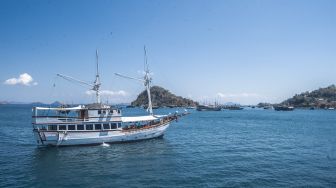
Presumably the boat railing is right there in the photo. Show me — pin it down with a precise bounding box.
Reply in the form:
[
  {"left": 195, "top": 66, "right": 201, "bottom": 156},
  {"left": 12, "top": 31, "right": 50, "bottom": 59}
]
[
  {"left": 122, "top": 115, "right": 177, "bottom": 132},
  {"left": 32, "top": 116, "right": 91, "bottom": 124}
]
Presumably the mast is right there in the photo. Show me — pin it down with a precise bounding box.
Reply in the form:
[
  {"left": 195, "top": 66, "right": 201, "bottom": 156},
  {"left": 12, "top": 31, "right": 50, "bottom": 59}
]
[
  {"left": 144, "top": 46, "right": 153, "bottom": 115},
  {"left": 114, "top": 46, "right": 154, "bottom": 115},
  {"left": 94, "top": 49, "right": 101, "bottom": 104},
  {"left": 57, "top": 50, "right": 102, "bottom": 104}
]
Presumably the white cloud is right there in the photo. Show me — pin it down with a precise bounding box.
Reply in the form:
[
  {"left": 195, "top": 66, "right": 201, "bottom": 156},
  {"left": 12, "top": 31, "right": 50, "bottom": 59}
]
[
  {"left": 85, "top": 90, "right": 128, "bottom": 97},
  {"left": 4, "top": 73, "right": 37, "bottom": 86}
]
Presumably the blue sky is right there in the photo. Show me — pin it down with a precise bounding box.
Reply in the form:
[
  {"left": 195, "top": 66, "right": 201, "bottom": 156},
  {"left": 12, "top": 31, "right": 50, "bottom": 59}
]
[{"left": 0, "top": 0, "right": 335, "bottom": 104}]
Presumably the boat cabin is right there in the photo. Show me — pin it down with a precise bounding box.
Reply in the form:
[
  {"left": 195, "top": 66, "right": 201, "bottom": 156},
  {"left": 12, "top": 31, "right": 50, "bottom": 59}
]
[
  {"left": 32, "top": 103, "right": 175, "bottom": 133},
  {"left": 32, "top": 103, "right": 122, "bottom": 125},
  {"left": 35, "top": 122, "right": 123, "bottom": 132}
]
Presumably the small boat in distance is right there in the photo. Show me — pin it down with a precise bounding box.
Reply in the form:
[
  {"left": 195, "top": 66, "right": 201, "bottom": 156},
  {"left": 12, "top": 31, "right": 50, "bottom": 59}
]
[
  {"left": 32, "top": 48, "right": 182, "bottom": 146},
  {"left": 196, "top": 104, "right": 221, "bottom": 111},
  {"left": 223, "top": 105, "right": 243, "bottom": 110},
  {"left": 186, "top": 106, "right": 196, "bottom": 109},
  {"left": 273, "top": 105, "right": 294, "bottom": 111}
]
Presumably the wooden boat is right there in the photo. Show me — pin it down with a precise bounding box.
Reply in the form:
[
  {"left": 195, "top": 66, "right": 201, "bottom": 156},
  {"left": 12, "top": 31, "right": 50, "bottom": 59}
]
[{"left": 33, "top": 47, "right": 185, "bottom": 146}]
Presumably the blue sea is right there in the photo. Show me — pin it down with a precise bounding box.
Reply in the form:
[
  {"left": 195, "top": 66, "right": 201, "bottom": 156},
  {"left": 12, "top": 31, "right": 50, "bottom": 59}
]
[{"left": 0, "top": 104, "right": 335, "bottom": 187}]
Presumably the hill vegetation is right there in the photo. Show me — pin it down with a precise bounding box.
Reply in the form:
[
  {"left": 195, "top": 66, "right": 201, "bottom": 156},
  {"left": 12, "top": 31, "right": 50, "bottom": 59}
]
[
  {"left": 131, "top": 86, "right": 198, "bottom": 107},
  {"left": 281, "top": 85, "right": 336, "bottom": 108}
]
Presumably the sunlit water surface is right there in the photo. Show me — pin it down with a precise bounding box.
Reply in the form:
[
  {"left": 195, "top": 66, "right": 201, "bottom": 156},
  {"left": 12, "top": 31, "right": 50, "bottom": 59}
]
[{"left": 0, "top": 104, "right": 335, "bottom": 187}]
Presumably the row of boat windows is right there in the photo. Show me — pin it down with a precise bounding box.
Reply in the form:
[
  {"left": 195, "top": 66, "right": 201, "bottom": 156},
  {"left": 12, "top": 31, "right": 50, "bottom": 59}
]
[
  {"left": 97, "top": 109, "right": 121, "bottom": 115},
  {"left": 42, "top": 123, "right": 122, "bottom": 131}
]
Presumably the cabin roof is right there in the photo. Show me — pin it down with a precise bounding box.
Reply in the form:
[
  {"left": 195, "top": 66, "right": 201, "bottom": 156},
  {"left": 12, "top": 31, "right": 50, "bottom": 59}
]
[
  {"left": 35, "top": 105, "right": 84, "bottom": 111},
  {"left": 34, "top": 103, "right": 114, "bottom": 111},
  {"left": 85, "top": 103, "right": 110, "bottom": 109}
]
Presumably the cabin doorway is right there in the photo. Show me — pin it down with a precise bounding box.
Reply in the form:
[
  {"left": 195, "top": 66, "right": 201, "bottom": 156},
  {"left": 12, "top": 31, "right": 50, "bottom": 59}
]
[{"left": 79, "top": 110, "right": 88, "bottom": 119}]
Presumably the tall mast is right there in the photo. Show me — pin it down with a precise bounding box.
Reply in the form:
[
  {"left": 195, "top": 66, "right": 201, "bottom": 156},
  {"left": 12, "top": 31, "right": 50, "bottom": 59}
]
[
  {"left": 94, "top": 49, "right": 101, "bottom": 104},
  {"left": 144, "top": 46, "right": 153, "bottom": 115},
  {"left": 114, "top": 46, "right": 154, "bottom": 115}
]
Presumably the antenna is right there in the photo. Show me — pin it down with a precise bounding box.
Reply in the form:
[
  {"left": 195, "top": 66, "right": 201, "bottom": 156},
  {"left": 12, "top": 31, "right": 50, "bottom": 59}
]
[
  {"left": 144, "top": 46, "right": 148, "bottom": 72},
  {"left": 144, "top": 46, "right": 146, "bottom": 71},
  {"left": 96, "top": 49, "right": 100, "bottom": 79}
]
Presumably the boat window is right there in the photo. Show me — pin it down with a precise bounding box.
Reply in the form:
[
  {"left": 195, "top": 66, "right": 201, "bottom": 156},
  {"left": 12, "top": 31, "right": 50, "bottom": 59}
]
[
  {"left": 68, "top": 125, "right": 76, "bottom": 130},
  {"left": 111, "top": 123, "right": 117, "bottom": 129},
  {"left": 77, "top": 124, "right": 84, "bottom": 130},
  {"left": 86, "top": 124, "right": 93, "bottom": 130},
  {"left": 95, "top": 124, "right": 102, "bottom": 130},
  {"left": 103, "top": 123, "right": 110, "bottom": 130},
  {"left": 98, "top": 110, "right": 101, "bottom": 114},
  {"left": 48, "top": 125, "right": 57, "bottom": 131},
  {"left": 117, "top": 123, "right": 121, "bottom": 128},
  {"left": 59, "top": 125, "right": 67, "bottom": 130}
]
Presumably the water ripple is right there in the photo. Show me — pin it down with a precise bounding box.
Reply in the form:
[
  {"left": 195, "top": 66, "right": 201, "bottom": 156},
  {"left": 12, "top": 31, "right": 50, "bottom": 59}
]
[{"left": 0, "top": 105, "right": 336, "bottom": 187}]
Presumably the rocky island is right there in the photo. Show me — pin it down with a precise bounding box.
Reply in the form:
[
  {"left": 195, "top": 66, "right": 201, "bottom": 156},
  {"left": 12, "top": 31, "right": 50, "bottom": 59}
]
[
  {"left": 131, "top": 86, "right": 198, "bottom": 108},
  {"left": 280, "top": 85, "right": 336, "bottom": 108}
]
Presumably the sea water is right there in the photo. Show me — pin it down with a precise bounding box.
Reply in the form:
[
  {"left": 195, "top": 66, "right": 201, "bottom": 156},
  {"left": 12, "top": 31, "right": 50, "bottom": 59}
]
[{"left": 0, "top": 104, "right": 335, "bottom": 187}]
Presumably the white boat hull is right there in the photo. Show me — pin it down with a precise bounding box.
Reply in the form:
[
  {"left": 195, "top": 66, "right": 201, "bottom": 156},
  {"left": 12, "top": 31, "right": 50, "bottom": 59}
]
[{"left": 34, "top": 123, "right": 170, "bottom": 146}]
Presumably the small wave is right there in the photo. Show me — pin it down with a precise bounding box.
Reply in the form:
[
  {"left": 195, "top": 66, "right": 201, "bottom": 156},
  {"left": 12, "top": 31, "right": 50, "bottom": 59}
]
[{"left": 101, "top": 142, "right": 110, "bottom": 147}]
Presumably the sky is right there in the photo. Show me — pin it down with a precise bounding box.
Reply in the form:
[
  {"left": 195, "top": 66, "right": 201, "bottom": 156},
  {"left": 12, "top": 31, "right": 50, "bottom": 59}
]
[{"left": 0, "top": 0, "right": 335, "bottom": 105}]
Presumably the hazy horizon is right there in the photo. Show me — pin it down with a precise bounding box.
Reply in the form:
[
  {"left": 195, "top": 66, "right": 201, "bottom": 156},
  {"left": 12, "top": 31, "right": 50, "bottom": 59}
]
[{"left": 1, "top": 0, "right": 335, "bottom": 105}]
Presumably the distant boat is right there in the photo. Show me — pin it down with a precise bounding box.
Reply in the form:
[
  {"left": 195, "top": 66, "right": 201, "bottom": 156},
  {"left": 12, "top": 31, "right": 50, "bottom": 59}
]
[
  {"left": 142, "top": 105, "right": 160, "bottom": 109},
  {"left": 263, "top": 106, "right": 272, "bottom": 110},
  {"left": 186, "top": 106, "right": 196, "bottom": 109},
  {"left": 223, "top": 106, "right": 243, "bottom": 110},
  {"left": 328, "top": 107, "right": 335, "bottom": 110},
  {"left": 273, "top": 105, "right": 294, "bottom": 111},
  {"left": 196, "top": 105, "right": 221, "bottom": 111}
]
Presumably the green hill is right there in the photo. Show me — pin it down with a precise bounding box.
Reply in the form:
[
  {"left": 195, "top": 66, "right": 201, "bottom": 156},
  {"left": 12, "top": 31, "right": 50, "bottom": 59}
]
[
  {"left": 131, "top": 86, "right": 198, "bottom": 107},
  {"left": 281, "top": 85, "right": 336, "bottom": 108}
]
